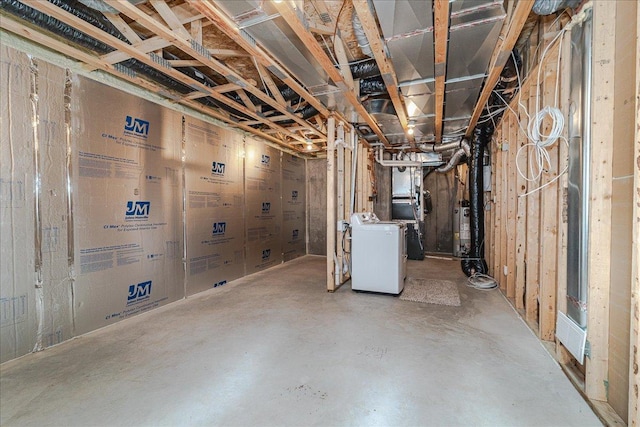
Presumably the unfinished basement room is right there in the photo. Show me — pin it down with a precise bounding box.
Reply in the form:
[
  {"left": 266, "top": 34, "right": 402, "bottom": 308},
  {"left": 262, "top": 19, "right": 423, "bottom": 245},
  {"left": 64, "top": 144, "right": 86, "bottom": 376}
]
[{"left": 0, "top": 0, "right": 638, "bottom": 425}]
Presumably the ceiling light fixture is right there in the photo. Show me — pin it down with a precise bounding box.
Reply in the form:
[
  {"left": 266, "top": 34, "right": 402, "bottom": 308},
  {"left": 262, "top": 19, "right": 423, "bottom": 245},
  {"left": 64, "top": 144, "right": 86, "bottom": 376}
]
[{"left": 407, "top": 119, "right": 416, "bottom": 135}]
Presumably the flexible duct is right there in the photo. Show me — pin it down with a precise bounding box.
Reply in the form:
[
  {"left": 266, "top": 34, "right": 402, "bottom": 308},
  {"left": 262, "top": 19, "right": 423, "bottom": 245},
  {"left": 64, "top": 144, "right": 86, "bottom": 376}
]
[
  {"left": 418, "top": 139, "right": 470, "bottom": 155},
  {"left": 532, "top": 0, "right": 581, "bottom": 15},
  {"left": 352, "top": 10, "right": 373, "bottom": 57},
  {"left": 436, "top": 148, "right": 465, "bottom": 173},
  {"left": 461, "top": 124, "right": 492, "bottom": 276}
]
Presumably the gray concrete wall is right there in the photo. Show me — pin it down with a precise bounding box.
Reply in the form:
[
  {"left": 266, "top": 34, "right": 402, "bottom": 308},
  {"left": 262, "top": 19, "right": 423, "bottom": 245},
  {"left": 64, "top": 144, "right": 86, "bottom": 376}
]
[
  {"left": 306, "top": 158, "right": 327, "bottom": 255},
  {"left": 374, "top": 162, "right": 391, "bottom": 220},
  {"left": 424, "top": 169, "right": 456, "bottom": 253}
]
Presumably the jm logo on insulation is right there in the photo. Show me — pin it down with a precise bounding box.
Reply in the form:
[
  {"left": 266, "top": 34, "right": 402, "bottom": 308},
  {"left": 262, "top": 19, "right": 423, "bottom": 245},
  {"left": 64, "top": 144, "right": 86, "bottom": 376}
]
[
  {"left": 213, "top": 280, "right": 227, "bottom": 288},
  {"left": 262, "top": 249, "right": 271, "bottom": 260},
  {"left": 126, "top": 201, "right": 150, "bottom": 219},
  {"left": 291, "top": 190, "right": 298, "bottom": 201},
  {"left": 127, "top": 280, "right": 152, "bottom": 303},
  {"left": 211, "top": 161, "right": 226, "bottom": 176},
  {"left": 212, "top": 222, "right": 227, "bottom": 235},
  {"left": 261, "top": 154, "right": 270, "bottom": 165},
  {"left": 124, "top": 116, "right": 150, "bottom": 138},
  {"left": 261, "top": 202, "right": 271, "bottom": 213},
  {"left": 292, "top": 229, "right": 299, "bottom": 240}
]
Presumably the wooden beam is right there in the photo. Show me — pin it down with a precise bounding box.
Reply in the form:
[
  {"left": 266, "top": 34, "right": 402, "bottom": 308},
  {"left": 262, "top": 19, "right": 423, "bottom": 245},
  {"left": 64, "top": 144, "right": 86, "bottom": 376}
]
[
  {"left": 209, "top": 49, "right": 251, "bottom": 58},
  {"left": 586, "top": 0, "right": 616, "bottom": 401},
  {"left": 327, "top": 116, "right": 337, "bottom": 291},
  {"left": 525, "top": 81, "right": 540, "bottom": 330},
  {"left": 515, "top": 85, "right": 530, "bottom": 309},
  {"left": 351, "top": 0, "right": 412, "bottom": 146},
  {"left": 185, "top": 0, "right": 330, "bottom": 123},
  {"left": 333, "top": 34, "right": 355, "bottom": 93},
  {"left": 169, "top": 60, "right": 203, "bottom": 67},
  {"left": 506, "top": 111, "right": 517, "bottom": 300},
  {"left": 103, "top": 12, "right": 142, "bottom": 44},
  {"left": 466, "top": 0, "right": 534, "bottom": 137},
  {"left": 433, "top": 0, "right": 450, "bottom": 143},
  {"left": 149, "top": 0, "right": 191, "bottom": 39},
  {"left": 99, "top": 36, "right": 170, "bottom": 65},
  {"left": 272, "top": 1, "right": 390, "bottom": 147},
  {"left": 236, "top": 89, "right": 258, "bottom": 112},
  {"left": 190, "top": 19, "right": 202, "bottom": 44},
  {"left": 255, "top": 62, "right": 287, "bottom": 107},
  {"left": 630, "top": 2, "right": 640, "bottom": 423},
  {"left": 104, "top": 0, "right": 322, "bottom": 143},
  {"left": 538, "top": 47, "right": 560, "bottom": 342}
]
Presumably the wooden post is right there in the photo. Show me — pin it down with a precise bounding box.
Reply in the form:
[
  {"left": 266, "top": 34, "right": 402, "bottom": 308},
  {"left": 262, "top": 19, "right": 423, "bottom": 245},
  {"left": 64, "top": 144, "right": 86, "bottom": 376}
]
[
  {"left": 586, "top": 1, "right": 616, "bottom": 401},
  {"left": 630, "top": 2, "right": 640, "bottom": 423},
  {"left": 525, "top": 79, "right": 541, "bottom": 329},
  {"left": 515, "top": 85, "right": 530, "bottom": 310},
  {"left": 493, "top": 130, "right": 503, "bottom": 283},
  {"left": 326, "top": 116, "right": 336, "bottom": 292},
  {"left": 506, "top": 112, "right": 517, "bottom": 300},
  {"left": 539, "top": 47, "right": 560, "bottom": 342},
  {"left": 336, "top": 122, "right": 345, "bottom": 284},
  {"left": 556, "top": 29, "right": 572, "bottom": 363}
]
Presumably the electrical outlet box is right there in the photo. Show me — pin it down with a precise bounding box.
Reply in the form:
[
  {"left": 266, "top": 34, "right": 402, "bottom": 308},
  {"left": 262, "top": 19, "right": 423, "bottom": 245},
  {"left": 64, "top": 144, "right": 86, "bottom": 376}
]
[
  {"left": 337, "top": 220, "right": 349, "bottom": 232},
  {"left": 503, "top": 265, "right": 508, "bottom": 276}
]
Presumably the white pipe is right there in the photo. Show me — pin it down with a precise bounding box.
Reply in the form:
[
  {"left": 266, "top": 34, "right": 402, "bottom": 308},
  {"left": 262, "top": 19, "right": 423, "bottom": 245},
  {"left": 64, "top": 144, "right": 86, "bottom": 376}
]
[{"left": 375, "top": 148, "right": 422, "bottom": 167}]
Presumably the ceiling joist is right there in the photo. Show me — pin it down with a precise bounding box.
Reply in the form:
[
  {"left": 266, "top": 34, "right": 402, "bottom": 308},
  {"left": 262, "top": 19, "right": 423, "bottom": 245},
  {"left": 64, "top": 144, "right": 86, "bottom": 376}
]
[{"left": 433, "top": 0, "right": 450, "bottom": 143}]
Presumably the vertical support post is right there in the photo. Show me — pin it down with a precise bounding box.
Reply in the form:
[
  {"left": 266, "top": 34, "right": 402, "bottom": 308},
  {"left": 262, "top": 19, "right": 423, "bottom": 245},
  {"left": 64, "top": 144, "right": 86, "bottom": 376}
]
[
  {"left": 539, "top": 47, "right": 560, "bottom": 341},
  {"left": 506, "top": 112, "right": 517, "bottom": 299},
  {"left": 336, "top": 122, "right": 345, "bottom": 284},
  {"left": 326, "top": 116, "right": 336, "bottom": 292},
  {"left": 515, "top": 86, "right": 530, "bottom": 310},
  {"left": 586, "top": 0, "right": 615, "bottom": 401},
  {"left": 556, "top": 28, "right": 572, "bottom": 363},
  {"left": 525, "top": 78, "right": 541, "bottom": 329},
  {"left": 630, "top": 2, "right": 640, "bottom": 420}
]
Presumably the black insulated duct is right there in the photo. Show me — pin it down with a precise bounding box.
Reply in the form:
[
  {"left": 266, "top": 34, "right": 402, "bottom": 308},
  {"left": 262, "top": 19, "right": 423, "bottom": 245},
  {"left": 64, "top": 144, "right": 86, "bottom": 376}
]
[{"left": 461, "top": 124, "right": 492, "bottom": 277}]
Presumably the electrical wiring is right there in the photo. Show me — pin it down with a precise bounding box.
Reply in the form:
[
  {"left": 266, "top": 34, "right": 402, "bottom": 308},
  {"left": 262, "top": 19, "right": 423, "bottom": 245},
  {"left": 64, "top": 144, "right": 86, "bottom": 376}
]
[
  {"left": 467, "top": 272, "right": 498, "bottom": 290},
  {"left": 494, "top": 21, "right": 570, "bottom": 198}
]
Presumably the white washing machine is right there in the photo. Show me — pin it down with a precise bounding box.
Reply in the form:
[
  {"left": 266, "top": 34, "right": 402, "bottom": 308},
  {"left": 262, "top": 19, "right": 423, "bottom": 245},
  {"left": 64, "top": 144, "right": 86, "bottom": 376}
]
[{"left": 350, "top": 212, "right": 407, "bottom": 294}]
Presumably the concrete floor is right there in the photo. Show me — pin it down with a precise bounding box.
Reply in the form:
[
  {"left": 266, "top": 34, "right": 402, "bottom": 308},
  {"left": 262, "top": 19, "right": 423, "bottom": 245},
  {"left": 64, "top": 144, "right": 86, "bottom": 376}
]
[{"left": 1, "top": 256, "right": 600, "bottom": 426}]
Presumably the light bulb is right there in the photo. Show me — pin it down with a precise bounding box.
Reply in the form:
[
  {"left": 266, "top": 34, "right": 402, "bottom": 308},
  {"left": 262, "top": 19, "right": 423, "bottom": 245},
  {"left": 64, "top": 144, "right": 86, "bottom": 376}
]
[{"left": 407, "top": 127, "right": 414, "bottom": 135}]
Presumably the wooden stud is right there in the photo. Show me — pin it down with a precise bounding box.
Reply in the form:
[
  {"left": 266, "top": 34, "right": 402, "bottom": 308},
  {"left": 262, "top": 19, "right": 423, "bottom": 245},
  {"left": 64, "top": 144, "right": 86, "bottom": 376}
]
[
  {"left": 499, "top": 123, "right": 508, "bottom": 293},
  {"left": 493, "top": 131, "right": 503, "bottom": 281},
  {"left": 327, "top": 116, "right": 336, "bottom": 292},
  {"left": 515, "top": 85, "right": 530, "bottom": 309},
  {"left": 466, "top": 0, "right": 534, "bottom": 137},
  {"left": 525, "top": 79, "right": 540, "bottom": 329},
  {"left": 506, "top": 111, "right": 517, "bottom": 300},
  {"left": 586, "top": 1, "right": 616, "bottom": 402},
  {"left": 538, "top": 47, "right": 560, "bottom": 342},
  {"left": 555, "top": 26, "right": 572, "bottom": 364},
  {"left": 630, "top": 2, "right": 640, "bottom": 422}
]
